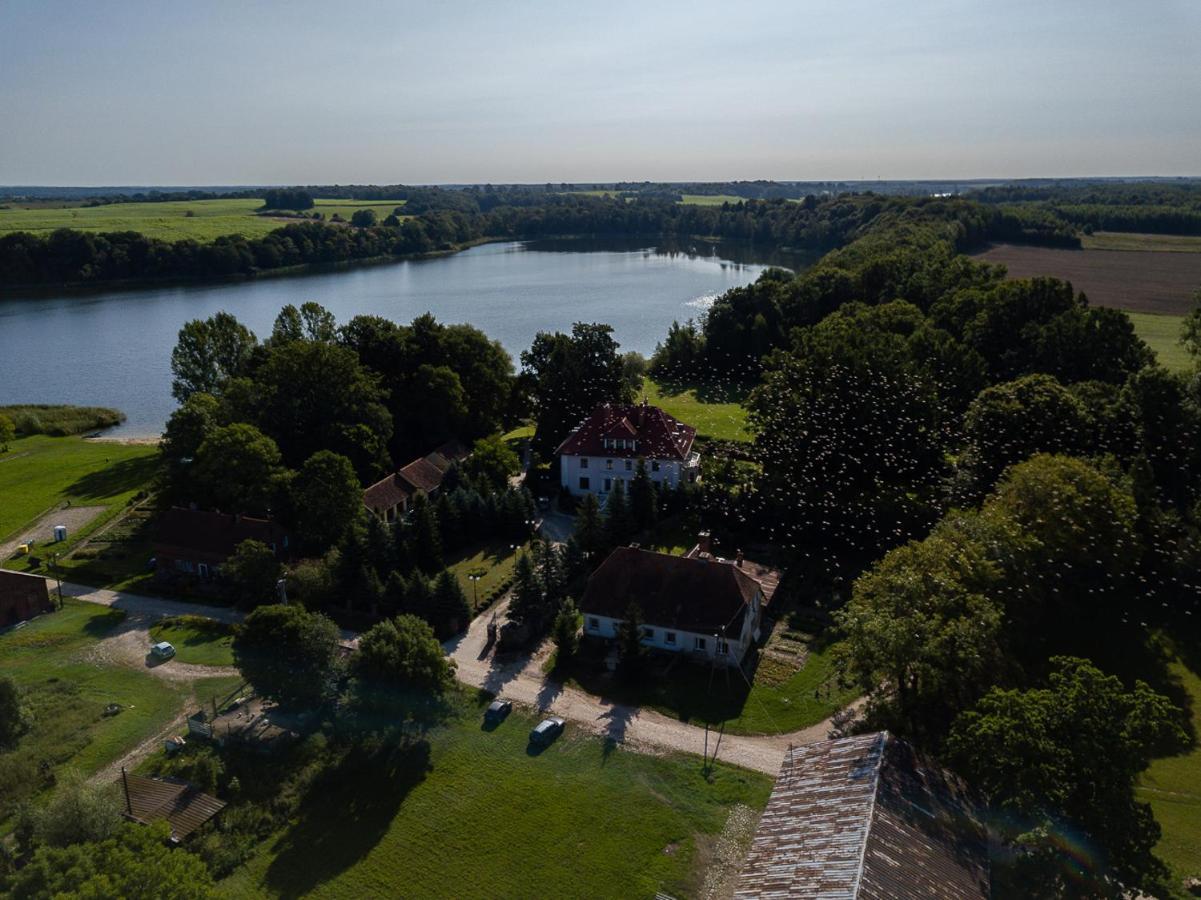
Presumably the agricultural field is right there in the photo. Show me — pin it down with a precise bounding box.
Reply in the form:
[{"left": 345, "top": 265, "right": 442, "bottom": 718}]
[
  {"left": 643, "top": 377, "right": 751, "bottom": 442},
  {"left": 975, "top": 242, "right": 1201, "bottom": 316},
  {"left": 0, "top": 197, "right": 407, "bottom": 242},
  {"left": 680, "top": 194, "right": 745, "bottom": 206},
  {"left": 1082, "top": 232, "right": 1201, "bottom": 253},
  {"left": 0, "top": 198, "right": 284, "bottom": 241},
  {"left": 218, "top": 699, "right": 771, "bottom": 899},
  {"left": 0, "top": 435, "right": 158, "bottom": 547},
  {"left": 310, "top": 198, "right": 406, "bottom": 220}
]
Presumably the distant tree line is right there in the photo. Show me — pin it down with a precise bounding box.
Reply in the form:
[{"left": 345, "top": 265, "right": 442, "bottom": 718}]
[
  {"left": 974, "top": 180, "right": 1201, "bottom": 235},
  {"left": 260, "top": 188, "right": 314, "bottom": 211}
]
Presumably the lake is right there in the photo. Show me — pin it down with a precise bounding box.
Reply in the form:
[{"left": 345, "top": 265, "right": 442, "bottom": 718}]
[{"left": 0, "top": 239, "right": 797, "bottom": 437}]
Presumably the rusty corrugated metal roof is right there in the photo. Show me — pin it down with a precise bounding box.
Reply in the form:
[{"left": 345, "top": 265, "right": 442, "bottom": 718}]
[
  {"left": 123, "top": 774, "right": 226, "bottom": 841},
  {"left": 735, "top": 732, "right": 988, "bottom": 899}
]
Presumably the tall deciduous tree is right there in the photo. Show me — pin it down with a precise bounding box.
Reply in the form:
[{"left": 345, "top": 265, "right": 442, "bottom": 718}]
[
  {"left": 948, "top": 657, "right": 1186, "bottom": 897},
  {"left": 232, "top": 604, "right": 340, "bottom": 708},
  {"left": 170, "top": 311, "right": 257, "bottom": 402},
  {"left": 223, "top": 539, "right": 281, "bottom": 609},
  {"left": 193, "top": 423, "right": 284, "bottom": 515},
  {"left": 351, "top": 614, "right": 454, "bottom": 717},
  {"left": 290, "top": 450, "right": 362, "bottom": 552},
  {"left": 464, "top": 434, "right": 521, "bottom": 492},
  {"left": 521, "top": 322, "right": 632, "bottom": 453}
]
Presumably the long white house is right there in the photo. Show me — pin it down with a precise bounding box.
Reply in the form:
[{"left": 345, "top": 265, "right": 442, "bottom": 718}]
[
  {"left": 556, "top": 401, "right": 700, "bottom": 498},
  {"left": 579, "top": 542, "right": 768, "bottom": 668}
]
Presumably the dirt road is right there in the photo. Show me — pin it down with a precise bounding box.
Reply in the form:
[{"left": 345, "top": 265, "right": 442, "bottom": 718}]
[{"left": 446, "top": 598, "right": 852, "bottom": 776}]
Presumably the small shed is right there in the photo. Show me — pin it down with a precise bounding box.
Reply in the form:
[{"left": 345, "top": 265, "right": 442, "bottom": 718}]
[{"left": 120, "top": 771, "right": 226, "bottom": 842}]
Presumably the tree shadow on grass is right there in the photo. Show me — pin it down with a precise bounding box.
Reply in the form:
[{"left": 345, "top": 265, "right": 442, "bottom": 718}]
[
  {"left": 81, "top": 608, "right": 129, "bottom": 638},
  {"left": 62, "top": 454, "right": 159, "bottom": 502},
  {"left": 264, "top": 739, "right": 433, "bottom": 898}
]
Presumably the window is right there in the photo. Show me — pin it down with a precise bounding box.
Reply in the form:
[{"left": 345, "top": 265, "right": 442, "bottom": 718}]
[
  {"left": 665, "top": 631, "right": 676, "bottom": 645},
  {"left": 603, "top": 477, "right": 612, "bottom": 491},
  {"left": 718, "top": 640, "right": 731, "bottom": 655},
  {"left": 198, "top": 563, "right": 210, "bottom": 580},
  {"left": 624, "top": 459, "right": 632, "bottom": 471},
  {"left": 579, "top": 476, "right": 590, "bottom": 490},
  {"left": 580, "top": 457, "right": 589, "bottom": 469},
  {"left": 606, "top": 459, "right": 613, "bottom": 470},
  {"left": 588, "top": 617, "right": 600, "bottom": 630},
  {"left": 641, "top": 626, "right": 654, "bottom": 640},
  {"left": 651, "top": 460, "right": 660, "bottom": 472},
  {"left": 694, "top": 636, "right": 707, "bottom": 651}
]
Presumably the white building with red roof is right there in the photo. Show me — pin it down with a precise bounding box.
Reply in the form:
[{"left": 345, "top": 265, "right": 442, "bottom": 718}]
[{"left": 555, "top": 401, "right": 700, "bottom": 498}]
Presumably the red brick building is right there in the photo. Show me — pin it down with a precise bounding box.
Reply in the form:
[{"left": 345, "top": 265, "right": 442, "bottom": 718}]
[
  {"left": 0, "top": 570, "right": 53, "bottom": 627},
  {"left": 153, "top": 508, "right": 290, "bottom": 583}
]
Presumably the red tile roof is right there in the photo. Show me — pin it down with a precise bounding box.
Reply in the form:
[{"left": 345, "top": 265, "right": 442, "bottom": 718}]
[
  {"left": 579, "top": 546, "right": 763, "bottom": 636},
  {"left": 153, "top": 508, "right": 289, "bottom": 562},
  {"left": 363, "top": 472, "right": 414, "bottom": 513},
  {"left": 398, "top": 457, "right": 446, "bottom": 494},
  {"left": 737, "top": 732, "right": 989, "bottom": 899},
  {"left": 556, "top": 402, "right": 696, "bottom": 462}
]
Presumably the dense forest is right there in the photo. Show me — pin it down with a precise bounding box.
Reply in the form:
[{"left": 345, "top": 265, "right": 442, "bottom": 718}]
[
  {"left": 0, "top": 190, "right": 1080, "bottom": 288},
  {"left": 973, "top": 180, "right": 1201, "bottom": 235}
]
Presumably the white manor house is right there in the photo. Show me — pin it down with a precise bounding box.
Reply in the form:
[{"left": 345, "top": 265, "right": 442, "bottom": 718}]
[{"left": 556, "top": 401, "right": 701, "bottom": 498}]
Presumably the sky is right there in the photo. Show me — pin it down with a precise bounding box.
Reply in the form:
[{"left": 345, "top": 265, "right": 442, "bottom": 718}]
[{"left": 1, "top": 0, "right": 1199, "bottom": 185}]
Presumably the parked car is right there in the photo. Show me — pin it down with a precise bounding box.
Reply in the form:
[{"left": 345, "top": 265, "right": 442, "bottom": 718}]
[
  {"left": 150, "top": 641, "right": 176, "bottom": 660},
  {"left": 485, "top": 699, "right": 513, "bottom": 724},
  {"left": 529, "top": 716, "right": 565, "bottom": 746}
]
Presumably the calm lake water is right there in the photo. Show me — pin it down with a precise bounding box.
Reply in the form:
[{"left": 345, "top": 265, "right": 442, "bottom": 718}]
[{"left": 0, "top": 239, "right": 799, "bottom": 437}]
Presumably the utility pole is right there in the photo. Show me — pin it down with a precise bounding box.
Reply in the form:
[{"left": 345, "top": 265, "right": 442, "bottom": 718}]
[{"left": 51, "top": 553, "right": 63, "bottom": 609}]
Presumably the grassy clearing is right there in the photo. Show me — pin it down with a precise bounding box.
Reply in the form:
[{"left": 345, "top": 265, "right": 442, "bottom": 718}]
[
  {"left": 45, "top": 504, "right": 158, "bottom": 591},
  {"left": 0, "top": 404, "right": 124, "bottom": 436},
  {"left": 0, "top": 600, "right": 187, "bottom": 826},
  {"left": 1138, "top": 656, "right": 1201, "bottom": 887},
  {"left": 0, "top": 435, "right": 159, "bottom": 544},
  {"left": 1082, "top": 232, "right": 1201, "bottom": 253},
  {"left": 445, "top": 539, "right": 526, "bottom": 611},
  {"left": 218, "top": 698, "right": 771, "bottom": 899},
  {"left": 643, "top": 377, "right": 751, "bottom": 442},
  {"left": 679, "top": 194, "right": 745, "bottom": 206},
  {"left": 150, "top": 615, "right": 235, "bottom": 667},
  {"left": 310, "top": 199, "right": 407, "bottom": 220},
  {"left": 1129, "top": 312, "right": 1192, "bottom": 373},
  {"left": 500, "top": 423, "right": 534, "bottom": 443}
]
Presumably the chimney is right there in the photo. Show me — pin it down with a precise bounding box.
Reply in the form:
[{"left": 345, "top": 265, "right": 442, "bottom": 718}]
[
  {"left": 696, "top": 531, "right": 712, "bottom": 556},
  {"left": 735, "top": 549, "right": 744, "bottom": 568}
]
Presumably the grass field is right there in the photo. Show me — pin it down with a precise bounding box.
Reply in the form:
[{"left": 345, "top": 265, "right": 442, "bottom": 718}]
[
  {"left": 976, "top": 242, "right": 1201, "bottom": 316},
  {"left": 0, "top": 435, "right": 159, "bottom": 544},
  {"left": 218, "top": 699, "right": 771, "bottom": 899},
  {"left": 643, "top": 377, "right": 752, "bottom": 442},
  {"left": 1082, "top": 232, "right": 1201, "bottom": 253},
  {"left": 1129, "top": 312, "right": 1192, "bottom": 373},
  {"left": 680, "top": 194, "right": 745, "bottom": 206},
  {"left": 0, "top": 198, "right": 285, "bottom": 241},
  {"left": 310, "top": 199, "right": 406, "bottom": 220},
  {"left": 0, "top": 600, "right": 188, "bottom": 826},
  {"left": 149, "top": 615, "right": 235, "bottom": 667},
  {"left": 1138, "top": 654, "right": 1201, "bottom": 887}
]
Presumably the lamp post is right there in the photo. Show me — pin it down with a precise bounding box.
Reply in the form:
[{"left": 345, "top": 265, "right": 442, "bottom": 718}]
[
  {"left": 469, "top": 573, "right": 481, "bottom": 610},
  {"left": 51, "top": 553, "right": 64, "bottom": 609}
]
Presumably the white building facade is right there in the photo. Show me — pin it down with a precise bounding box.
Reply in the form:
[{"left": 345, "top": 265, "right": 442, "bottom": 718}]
[{"left": 556, "top": 402, "right": 701, "bottom": 499}]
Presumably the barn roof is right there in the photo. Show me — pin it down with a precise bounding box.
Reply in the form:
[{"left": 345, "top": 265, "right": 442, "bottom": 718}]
[
  {"left": 736, "top": 732, "right": 989, "bottom": 899},
  {"left": 122, "top": 773, "right": 226, "bottom": 841}
]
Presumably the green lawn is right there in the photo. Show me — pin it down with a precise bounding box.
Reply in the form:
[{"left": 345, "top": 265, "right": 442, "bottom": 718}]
[
  {"left": 1129, "top": 312, "right": 1192, "bottom": 373},
  {"left": 0, "top": 600, "right": 188, "bottom": 827},
  {"left": 445, "top": 539, "right": 527, "bottom": 611},
  {"left": 0, "top": 435, "right": 159, "bottom": 544},
  {"left": 150, "top": 615, "right": 235, "bottom": 667},
  {"left": 1138, "top": 659, "right": 1201, "bottom": 887},
  {"left": 1082, "top": 232, "right": 1201, "bottom": 253},
  {"left": 643, "top": 377, "right": 752, "bottom": 443},
  {"left": 0, "top": 198, "right": 290, "bottom": 242},
  {"left": 218, "top": 700, "right": 771, "bottom": 899}
]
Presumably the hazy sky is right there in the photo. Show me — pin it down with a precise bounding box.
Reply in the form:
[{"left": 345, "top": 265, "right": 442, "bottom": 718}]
[{"left": 2, "top": 0, "right": 1199, "bottom": 185}]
